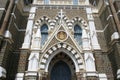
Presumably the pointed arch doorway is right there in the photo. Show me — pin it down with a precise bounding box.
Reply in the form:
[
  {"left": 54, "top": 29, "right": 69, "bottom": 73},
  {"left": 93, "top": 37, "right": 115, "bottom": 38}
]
[
  {"left": 51, "top": 61, "right": 71, "bottom": 80},
  {"left": 48, "top": 52, "right": 77, "bottom": 80}
]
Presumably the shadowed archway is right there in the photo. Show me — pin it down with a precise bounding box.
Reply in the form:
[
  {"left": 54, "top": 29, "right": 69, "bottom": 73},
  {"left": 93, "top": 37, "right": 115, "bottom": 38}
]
[
  {"left": 48, "top": 52, "right": 77, "bottom": 80},
  {"left": 50, "top": 61, "right": 71, "bottom": 80}
]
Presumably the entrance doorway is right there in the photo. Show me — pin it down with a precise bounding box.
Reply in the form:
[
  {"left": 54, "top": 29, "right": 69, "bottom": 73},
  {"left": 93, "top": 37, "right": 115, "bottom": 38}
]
[
  {"left": 50, "top": 61, "right": 71, "bottom": 80},
  {"left": 49, "top": 52, "right": 76, "bottom": 80}
]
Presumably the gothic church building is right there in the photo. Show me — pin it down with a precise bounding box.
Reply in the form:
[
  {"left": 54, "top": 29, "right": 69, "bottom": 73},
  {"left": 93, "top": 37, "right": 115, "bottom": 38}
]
[{"left": 0, "top": 0, "right": 120, "bottom": 80}]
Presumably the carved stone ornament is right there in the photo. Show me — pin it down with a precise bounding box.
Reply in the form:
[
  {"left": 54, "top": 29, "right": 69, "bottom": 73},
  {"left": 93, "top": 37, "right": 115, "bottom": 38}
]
[{"left": 57, "top": 31, "right": 67, "bottom": 41}]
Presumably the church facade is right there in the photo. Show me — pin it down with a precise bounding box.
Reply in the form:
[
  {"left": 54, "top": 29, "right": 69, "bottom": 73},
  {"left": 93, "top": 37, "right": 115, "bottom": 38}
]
[{"left": 0, "top": 0, "right": 120, "bottom": 80}]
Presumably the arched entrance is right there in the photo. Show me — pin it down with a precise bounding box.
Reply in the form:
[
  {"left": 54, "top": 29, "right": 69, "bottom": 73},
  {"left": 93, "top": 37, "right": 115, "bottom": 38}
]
[
  {"left": 51, "top": 61, "right": 71, "bottom": 80},
  {"left": 48, "top": 52, "right": 77, "bottom": 80},
  {"left": 40, "top": 43, "right": 85, "bottom": 80}
]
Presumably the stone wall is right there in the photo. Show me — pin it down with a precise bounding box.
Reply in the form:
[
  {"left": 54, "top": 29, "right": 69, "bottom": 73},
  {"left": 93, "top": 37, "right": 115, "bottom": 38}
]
[
  {"left": 0, "top": 1, "right": 28, "bottom": 79},
  {"left": 99, "top": 6, "right": 117, "bottom": 49},
  {"left": 98, "top": 1, "right": 120, "bottom": 79},
  {"left": 35, "top": 6, "right": 87, "bottom": 20},
  {"left": 93, "top": 15, "right": 108, "bottom": 52},
  {"left": 94, "top": 51, "right": 114, "bottom": 80}
]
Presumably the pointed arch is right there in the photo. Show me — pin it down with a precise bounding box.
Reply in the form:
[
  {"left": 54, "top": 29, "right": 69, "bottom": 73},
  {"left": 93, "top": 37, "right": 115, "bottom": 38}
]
[
  {"left": 74, "top": 24, "right": 82, "bottom": 45},
  {"left": 41, "top": 24, "right": 48, "bottom": 45},
  {"left": 50, "top": 60, "right": 71, "bottom": 80},
  {"left": 40, "top": 43, "right": 85, "bottom": 72}
]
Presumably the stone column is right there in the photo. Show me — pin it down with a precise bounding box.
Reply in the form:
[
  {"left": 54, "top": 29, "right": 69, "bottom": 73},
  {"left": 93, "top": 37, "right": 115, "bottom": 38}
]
[
  {"left": 76, "top": 72, "right": 85, "bottom": 80},
  {"left": 84, "top": 50, "right": 98, "bottom": 80},
  {"left": 22, "top": 7, "right": 36, "bottom": 49},
  {"left": 117, "top": 69, "right": 120, "bottom": 79},
  {"left": 31, "top": 28, "right": 41, "bottom": 49},
  {"left": 0, "top": 0, "right": 14, "bottom": 45},
  {"left": 108, "top": 0, "right": 120, "bottom": 34},
  {"left": 86, "top": 7, "right": 101, "bottom": 50},
  {"left": 82, "top": 24, "right": 98, "bottom": 79},
  {"left": 82, "top": 29, "right": 91, "bottom": 50},
  {"left": 41, "top": 72, "right": 48, "bottom": 80},
  {"left": 0, "top": 0, "right": 14, "bottom": 35},
  {"left": 114, "top": 42, "right": 120, "bottom": 79},
  {"left": 24, "top": 27, "right": 41, "bottom": 79},
  {"left": 84, "top": 52, "right": 98, "bottom": 79},
  {"left": 84, "top": 51, "right": 98, "bottom": 79},
  {"left": 0, "top": 30, "right": 12, "bottom": 79}
]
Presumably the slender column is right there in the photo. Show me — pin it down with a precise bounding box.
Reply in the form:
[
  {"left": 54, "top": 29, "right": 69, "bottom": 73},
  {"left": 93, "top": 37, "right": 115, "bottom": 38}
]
[
  {"left": 31, "top": 28, "right": 41, "bottom": 49},
  {"left": 0, "top": 0, "right": 14, "bottom": 35},
  {"left": 86, "top": 8, "right": 101, "bottom": 50},
  {"left": 22, "top": 7, "right": 36, "bottom": 49},
  {"left": 0, "top": 66, "right": 6, "bottom": 78},
  {"left": 0, "top": 0, "right": 14, "bottom": 45},
  {"left": 108, "top": 0, "right": 120, "bottom": 34},
  {"left": 41, "top": 72, "right": 48, "bottom": 80},
  {"left": 117, "top": 69, "right": 120, "bottom": 79},
  {"left": 0, "top": 31, "right": 12, "bottom": 79},
  {"left": 82, "top": 29, "right": 91, "bottom": 50}
]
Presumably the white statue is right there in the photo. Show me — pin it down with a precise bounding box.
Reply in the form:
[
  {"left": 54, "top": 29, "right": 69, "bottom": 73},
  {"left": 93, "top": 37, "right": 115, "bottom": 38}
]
[
  {"left": 28, "top": 53, "right": 39, "bottom": 71},
  {"left": 85, "top": 53, "right": 96, "bottom": 71}
]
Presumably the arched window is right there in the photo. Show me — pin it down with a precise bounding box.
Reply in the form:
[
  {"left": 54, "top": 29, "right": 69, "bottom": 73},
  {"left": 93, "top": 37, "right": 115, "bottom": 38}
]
[
  {"left": 73, "top": 0, "right": 78, "bottom": 5},
  {"left": 45, "top": 0, "right": 49, "bottom": 4},
  {"left": 74, "top": 24, "right": 82, "bottom": 45},
  {"left": 41, "top": 24, "right": 48, "bottom": 45},
  {"left": 24, "top": 0, "right": 33, "bottom": 5}
]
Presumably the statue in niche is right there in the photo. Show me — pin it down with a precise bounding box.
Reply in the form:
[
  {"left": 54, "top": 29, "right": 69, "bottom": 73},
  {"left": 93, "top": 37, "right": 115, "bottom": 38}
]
[
  {"left": 28, "top": 53, "right": 39, "bottom": 71},
  {"left": 85, "top": 53, "right": 96, "bottom": 71}
]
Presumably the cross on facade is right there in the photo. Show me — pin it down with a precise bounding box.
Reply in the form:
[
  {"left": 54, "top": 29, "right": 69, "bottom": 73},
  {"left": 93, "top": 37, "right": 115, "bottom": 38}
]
[{"left": 59, "top": 9, "right": 64, "bottom": 19}]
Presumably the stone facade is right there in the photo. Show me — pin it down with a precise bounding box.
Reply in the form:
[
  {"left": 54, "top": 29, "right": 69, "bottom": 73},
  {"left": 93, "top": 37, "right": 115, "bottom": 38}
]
[{"left": 0, "top": 0, "right": 120, "bottom": 80}]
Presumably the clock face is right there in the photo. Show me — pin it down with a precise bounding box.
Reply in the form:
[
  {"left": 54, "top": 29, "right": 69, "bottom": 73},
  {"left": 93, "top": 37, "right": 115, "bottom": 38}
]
[{"left": 57, "top": 31, "right": 67, "bottom": 41}]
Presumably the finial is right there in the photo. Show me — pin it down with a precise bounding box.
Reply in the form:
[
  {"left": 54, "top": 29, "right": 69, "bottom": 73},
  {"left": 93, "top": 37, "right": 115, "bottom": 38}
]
[{"left": 59, "top": 9, "right": 65, "bottom": 19}]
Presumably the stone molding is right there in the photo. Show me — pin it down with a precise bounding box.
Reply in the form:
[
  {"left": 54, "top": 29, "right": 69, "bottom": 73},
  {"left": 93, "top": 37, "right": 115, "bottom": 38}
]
[
  {"left": 98, "top": 73, "right": 107, "bottom": 80},
  {"left": 40, "top": 43, "right": 85, "bottom": 72},
  {"left": 117, "top": 69, "right": 120, "bottom": 79},
  {"left": 0, "top": 66, "right": 6, "bottom": 78},
  {"left": 15, "top": 73, "right": 24, "bottom": 80},
  {"left": 111, "top": 32, "right": 120, "bottom": 41}
]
